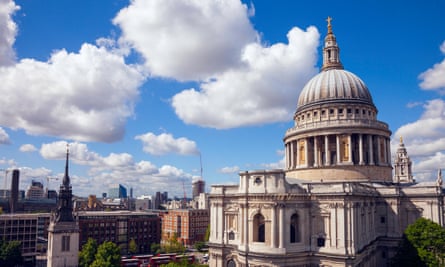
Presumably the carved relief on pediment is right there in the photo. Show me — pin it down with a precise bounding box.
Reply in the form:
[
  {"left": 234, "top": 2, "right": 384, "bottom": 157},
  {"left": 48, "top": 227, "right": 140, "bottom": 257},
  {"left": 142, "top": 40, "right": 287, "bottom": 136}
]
[{"left": 225, "top": 203, "right": 239, "bottom": 212}]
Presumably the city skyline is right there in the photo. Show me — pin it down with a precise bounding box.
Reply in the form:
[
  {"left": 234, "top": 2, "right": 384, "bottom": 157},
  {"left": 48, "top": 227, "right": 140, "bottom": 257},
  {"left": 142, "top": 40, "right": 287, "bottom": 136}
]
[{"left": 0, "top": 0, "right": 444, "bottom": 197}]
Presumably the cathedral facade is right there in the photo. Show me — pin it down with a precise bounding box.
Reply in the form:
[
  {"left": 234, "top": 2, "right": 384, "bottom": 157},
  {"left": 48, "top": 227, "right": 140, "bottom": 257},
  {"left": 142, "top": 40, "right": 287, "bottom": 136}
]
[{"left": 208, "top": 19, "right": 444, "bottom": 267}]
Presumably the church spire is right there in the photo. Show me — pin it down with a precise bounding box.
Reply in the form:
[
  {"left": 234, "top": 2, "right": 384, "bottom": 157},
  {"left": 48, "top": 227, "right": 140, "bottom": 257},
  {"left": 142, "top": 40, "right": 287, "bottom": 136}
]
[
  {"left": 63, "top": 144, "right": 70, "bottom": 187},
  {"left": 321, "top": 16, "right": 344, "bottom": 71},
  {"left": 53, "top": 142, "right": 74, "bottom": 222}
]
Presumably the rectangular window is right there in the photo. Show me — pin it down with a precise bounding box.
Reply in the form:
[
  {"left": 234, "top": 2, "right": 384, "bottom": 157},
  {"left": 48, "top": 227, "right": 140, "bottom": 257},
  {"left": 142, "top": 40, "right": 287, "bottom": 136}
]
[{"left": 62, "top": 235, "right": 70, "bottom": 252}]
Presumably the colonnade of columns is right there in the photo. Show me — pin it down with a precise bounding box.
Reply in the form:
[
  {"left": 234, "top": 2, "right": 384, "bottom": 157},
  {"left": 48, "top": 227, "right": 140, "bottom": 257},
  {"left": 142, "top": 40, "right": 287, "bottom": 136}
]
[{"left": 285, "top": 133, "right": 391, "bottom": 169}]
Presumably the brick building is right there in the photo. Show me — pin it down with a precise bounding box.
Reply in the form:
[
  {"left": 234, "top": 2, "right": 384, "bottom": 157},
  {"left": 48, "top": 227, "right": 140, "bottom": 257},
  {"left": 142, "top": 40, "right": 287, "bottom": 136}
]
[
  {"left": 77, "top": 210, "right": 161, "bottom": 254},
  {"left": 161, "top": 209, "right": 209, "bottom": 247}
]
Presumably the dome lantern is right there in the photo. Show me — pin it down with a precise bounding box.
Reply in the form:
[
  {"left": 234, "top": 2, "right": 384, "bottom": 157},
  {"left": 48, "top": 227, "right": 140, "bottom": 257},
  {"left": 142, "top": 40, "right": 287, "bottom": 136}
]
[{"left": 322, "top": 17, "right": 343, "bottom": 71}]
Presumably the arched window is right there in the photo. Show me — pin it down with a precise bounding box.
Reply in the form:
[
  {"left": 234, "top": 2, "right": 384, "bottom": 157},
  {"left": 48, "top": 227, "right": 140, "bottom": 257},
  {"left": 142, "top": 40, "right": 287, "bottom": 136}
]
[
  {"left": 253, "top": 213, "right": 265, "bottom": 242},
  {"left": 227, "top": 259, "right": 236, "bottom": 267},
  {"left": 290, "top": 213, "right": 300, "bottom": 243},
  {"left": 228, "top": 231, "right": 235, "bottom": 240}
]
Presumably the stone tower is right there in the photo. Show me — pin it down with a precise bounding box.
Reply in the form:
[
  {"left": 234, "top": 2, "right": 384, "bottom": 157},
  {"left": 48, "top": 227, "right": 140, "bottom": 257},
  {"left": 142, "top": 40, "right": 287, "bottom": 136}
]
[
  {"left": 393, "top": 137, "right": 413, "bottom": 183},
  {"left": 47, "top": 145, "right": 79, "bottom": 267}
]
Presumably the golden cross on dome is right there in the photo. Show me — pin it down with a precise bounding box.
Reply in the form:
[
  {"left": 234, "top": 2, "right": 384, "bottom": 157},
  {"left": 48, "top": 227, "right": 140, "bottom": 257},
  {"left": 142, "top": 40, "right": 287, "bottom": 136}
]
[{"left": 326, "top": 16, "right": 333, "bottom": 33}]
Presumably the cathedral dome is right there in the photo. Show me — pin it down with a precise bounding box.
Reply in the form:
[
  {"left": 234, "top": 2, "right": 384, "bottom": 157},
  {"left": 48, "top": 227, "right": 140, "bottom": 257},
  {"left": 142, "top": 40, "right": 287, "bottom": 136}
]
[
  {"left": 284, "top": 17, "right": 392, "bottom": 183},
  {"left": 297, "top": 69, "right": 374, "bottom": 112}
]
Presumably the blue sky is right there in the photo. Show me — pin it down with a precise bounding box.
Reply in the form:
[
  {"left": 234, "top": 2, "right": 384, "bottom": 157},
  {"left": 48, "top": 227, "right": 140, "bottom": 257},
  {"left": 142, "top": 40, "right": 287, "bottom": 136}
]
[{"left": 0, "top": 0, "right": 444, "bottom": 198}]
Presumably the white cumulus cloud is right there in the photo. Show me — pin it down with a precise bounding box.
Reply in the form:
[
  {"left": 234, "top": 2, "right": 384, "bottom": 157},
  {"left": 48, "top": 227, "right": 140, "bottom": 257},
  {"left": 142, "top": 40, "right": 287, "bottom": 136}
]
[
  {"left": 0, "top": 3, "right": 146, "bottom": 143},
  {"left": 39, "top": 141, "right": 193, "bottom": 197},
  {"left": 0, "top": 127, "right": 10, "bottom": 144},
  {"left": 219, "top": 166, "right": 240, "bottom": 174},
  {"left": 19, "top": 144, "right": 37, "bottom": 152},
  {"left": 114, "top": 0, "right": 257, "bottom": 81},
  {"left": 419, "top": 40, "right": 445, "bottom": 94},
  {"left": 135, "top": 132, "right": 199, "bottom": 156},
  {"left": 393, "top": 99, "right": 445, "bottom": 180},
  {"left": 0, "top": 0, "right": 18, "bottom": 66},
  {"left": 0, "top": 44, "right": 145, "bottom": 142},
  {"left": 172, "top": 26, "right": 320, "bottom": 129}
]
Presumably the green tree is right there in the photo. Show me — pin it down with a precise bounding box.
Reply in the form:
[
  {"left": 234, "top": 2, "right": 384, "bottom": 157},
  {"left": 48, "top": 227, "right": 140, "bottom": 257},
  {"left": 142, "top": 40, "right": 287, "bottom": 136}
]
[
  {"left": 162, "top": 233, "right": 185, "bottom": 254},
  {"left": 151, "top": 243, "right": 162, "bottom": 254},
  {"left": 391, "top": 218, "right": 445, "bottom": 267},
  {"left": 128, "top": 238, "right": 138, "bottom": 254},
  {"left": 0, "top": 240, "right": 23, "bottom": 267},
  {"left": 79, "top": 238, "right": 98, "bottom": 267},
  {"left": 91, "top": 241, "right": 121, "bottom": 267},
  {"left": 204, "top": 224, "right": 210, "bottom": 241},
  {"left": 194, "top": 241, "right": 206, "bottom": 252}
]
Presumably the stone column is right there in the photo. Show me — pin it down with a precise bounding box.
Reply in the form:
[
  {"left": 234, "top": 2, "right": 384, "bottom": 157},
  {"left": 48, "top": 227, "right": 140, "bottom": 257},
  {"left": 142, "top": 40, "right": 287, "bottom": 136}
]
[
  {"left": 336, "top": 135, "right": 341, "bottom": 164},
  {"left": 382, "top": 137, "right": 387, "bottom": 165},
  {"left": 376, "top": 137, "right": 381, "bottom": 165},
  {"left": 296, "top": 139, "right": 300, "bottom": 168},
  {"left": 314, "top": 137, "right": 319, "bottom": 167},
  {"left": 387, "top": 138, "right": 392, "bottom": 166},
  {"left": 325, "top": 135, "right": 330, "bottom": 165},
  {"left": 271, "top": 205, "right": 277, "bottom": 248},
  {"left": 279, "top": 204, "right": 285, "bottom": 248},
  {"left": 290, "top": 141, "right": 295, "bottom": 168},
  {"left": 244, "top": 204, "right": 249, "bottom": 247},
  {"left": 239, "top": 204, "right": 244, "bottom": 246},
  {"left": 368, "top": 135, "right": 374, "bottom": 165},
  {"left": 211, "top": 203, "right": 217, "bottom": 241},
  {"left": 219, "top": 204, "right": 224, "bottom": 244},
  {"left": 285, "top": 143, "right": 290, "bottom": 170},
  {"left": 304, "top": 138, "right": 309, "bottom": 167},
  {"left": 347, "top": 134, "right": 353, "bottom": 163},
  {"left": 359, "top": 134, "right": 364, "bottom": 165}
]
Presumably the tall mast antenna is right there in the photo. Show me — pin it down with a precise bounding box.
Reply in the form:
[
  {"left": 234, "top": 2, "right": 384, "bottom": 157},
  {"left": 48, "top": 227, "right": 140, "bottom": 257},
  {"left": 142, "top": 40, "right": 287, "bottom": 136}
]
[{"left": 199, "top": 152, "right": 203, "bottom": 179}]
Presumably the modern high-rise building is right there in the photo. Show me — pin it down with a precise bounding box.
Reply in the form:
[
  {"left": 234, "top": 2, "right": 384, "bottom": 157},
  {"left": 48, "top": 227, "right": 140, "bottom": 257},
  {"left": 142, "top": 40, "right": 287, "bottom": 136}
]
[
  {"left": 208, "top": 18, "right": 445, "bottom": 267},
  {"left": 192, "top": 179, "right": 205, "bottom": 199},
  {"left": 108, "top": 183, "right": 127, "bottom": 198},
  {"left": 25, "top": 180, "right": 45, "bottom": 200},
  {"left": 10, "top": 169, "right": 19, "bottom": 213}
]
